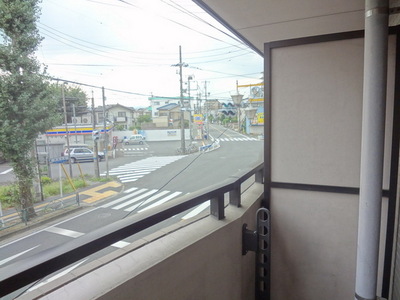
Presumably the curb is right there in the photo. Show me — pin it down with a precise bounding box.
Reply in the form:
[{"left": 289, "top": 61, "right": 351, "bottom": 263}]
[{"left": 0, "top": 181, "right": 123, "bottom": 241}]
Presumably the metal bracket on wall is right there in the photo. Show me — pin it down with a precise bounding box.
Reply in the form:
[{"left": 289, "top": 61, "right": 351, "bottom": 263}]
[{"left": 242, "top": 208, "right": 271, "bottom": 300}]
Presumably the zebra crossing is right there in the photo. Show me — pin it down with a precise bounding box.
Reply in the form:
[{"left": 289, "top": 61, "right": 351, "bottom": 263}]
[
  {"left": 116, "top": 147, "right": 150, "bottom": 156},
  {"left": 101, "top": 187, "right": 210, "bottom": 220},
  {"left": 215, "top": 137, "right": 259, "bottom": 142},
  {"left": 101, "top": 155, "right": 184, "bottom": 183}
]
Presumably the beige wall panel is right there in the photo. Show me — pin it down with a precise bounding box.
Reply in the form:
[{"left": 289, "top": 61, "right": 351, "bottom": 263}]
[
  {"left": 270, "top": 188, "right": 389, "bottom": 300},
  {"left": 270, "top": 189, "right": 358, "bottom": 299},
  {"left": 270, "top": 37, "right": 395, "bottom": 189},
  {"left": 271, "top": 38, "right": 364, "bottom": 187}
]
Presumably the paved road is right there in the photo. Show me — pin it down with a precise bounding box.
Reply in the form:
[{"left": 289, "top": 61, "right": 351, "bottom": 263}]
[{"left": 0, "top": 125, "right": 263, "bottom": 298}]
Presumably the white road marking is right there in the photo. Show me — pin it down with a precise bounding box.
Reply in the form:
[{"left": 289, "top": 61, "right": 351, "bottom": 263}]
[
  {"left": 44, "top": 227, "right": 84, "bottom": 238},
  {"left": 112, "top": 189, "right": 158, "bottom": 210},
  {"left": 112, "top": 241, "right": 130, "bottom": 248},
  {"left": 124, "top": 187, "right": 138, "bottom": 194},
  {"left": 182, "top": 201, "right": 210, "bottom": 220},
  {"left": 0, "top": 168, "right": 13, "bottom": 175},
  {"left": 101, "top": 188, "right": 148, "bottom": 208},
  {"left": 124, "top": 190, "right": 171, "bottom": 212},
  {"left": 0, "top": 245, "right": 40, "bottom": 266},
  {"left": 138, "top": 191, "right": 182, "bottom": 213}
]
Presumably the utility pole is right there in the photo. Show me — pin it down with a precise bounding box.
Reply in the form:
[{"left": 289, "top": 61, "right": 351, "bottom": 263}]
[
  {"left": 188, "top": 76, "right": 193, "bottom": 142},
  {"left": 92, "top": 91, "right": 100, "bottom": 177},
  {"left": 72, "top": 103, "right": 78, "bottom": 143},
  {"left": 204, "top": 81, "right": 210, "bottom": 139},
  {"left": 62, "top": 84, "right": 73, "bottom": 178},
  {"left": 178, "top": 46, "right": 186, "bottom": 153},
  {"left": 102, "top": 87, "right": 109, "bottom": 178}
]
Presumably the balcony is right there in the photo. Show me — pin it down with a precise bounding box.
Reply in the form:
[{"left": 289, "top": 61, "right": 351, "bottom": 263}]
[
  {"left": 114, "top": 116, "right": 127, "bottom": 123},
  {"left": 1, "top": 164, "right": 266, "bottom": 300}
]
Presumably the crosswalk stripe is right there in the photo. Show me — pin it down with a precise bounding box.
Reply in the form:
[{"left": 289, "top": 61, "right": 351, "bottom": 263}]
[
  {"left": 117, "top": 171, "right": 151, "bottom": 178},
  {"left": 118, "top": 175, "right": 145, "bottom": 182},
  {"left": 138, "top": 191, "right": 182, "bottom": 213},
  {"left": 102, "top": 156, "right": 186, "bottom": 179},
  {"left": 124, "top": 187, "right": 138, "bottom": 193},
  {"left": 182, "top": 201, "right": 210, "bottom": 220},
  {"left": 120, "top": 178, "right": 138, "bottom": 183},
  {"left": 112, "top": 189, "right": 159, "bottom": 210},
  {"left": 124, "top": 190, "right": 170, "bottom": 212},
  {"left": 214, "top": 137, "right": 259, "bottom": 142},
  {"left": 110, "top": 166, "right": 157, "bottom": 171},
  {"left": 45, "top": 227, "right": 84, "bottom": 238},
  {"left": 101, "top": 188, "right": 147, "bottom": 208}
]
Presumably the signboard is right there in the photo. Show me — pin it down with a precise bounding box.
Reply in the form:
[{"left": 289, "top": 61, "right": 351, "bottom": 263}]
[
  {"left": 167, "top": 130, "right": 177, "bottom": 136},
  {"left": 257, "top": 112, "right": 264, "bottom": 124},
  {"left": 194, "top": 114, "right": 203, "bottom": 124}
]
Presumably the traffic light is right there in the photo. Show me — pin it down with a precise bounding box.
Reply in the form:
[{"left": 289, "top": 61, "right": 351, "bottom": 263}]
[{"left": 92, "top": 130, "right": 100, "bottom": 141}]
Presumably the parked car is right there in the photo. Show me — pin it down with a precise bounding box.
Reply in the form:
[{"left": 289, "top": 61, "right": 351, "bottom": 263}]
[
  {"left": 124, "top": 134, "right": 145, "bottom": 145},
  {"left": 64, "top": 147, "right": 104, "bottom": 163}
]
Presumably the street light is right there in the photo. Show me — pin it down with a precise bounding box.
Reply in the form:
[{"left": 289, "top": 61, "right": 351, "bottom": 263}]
[{"left": 244, "top": 105, "right": 258, "bottom": 134}]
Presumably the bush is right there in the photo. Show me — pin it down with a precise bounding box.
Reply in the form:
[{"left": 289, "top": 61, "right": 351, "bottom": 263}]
[
  {"left": 0, "top": 184, "right": 19, "bottom": 209},
  {"left": 41, "top": 176, "right": 52, "bottom": 185}
]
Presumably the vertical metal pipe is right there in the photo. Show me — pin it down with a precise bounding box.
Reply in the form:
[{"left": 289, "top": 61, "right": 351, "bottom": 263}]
[{"left": 355, "top": 1, "right": 388, "bottom": 299}]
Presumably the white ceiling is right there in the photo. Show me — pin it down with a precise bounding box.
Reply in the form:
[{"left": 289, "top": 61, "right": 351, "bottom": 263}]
[{"left": 193, "top": 1, "right": 400, "bottom": 55}]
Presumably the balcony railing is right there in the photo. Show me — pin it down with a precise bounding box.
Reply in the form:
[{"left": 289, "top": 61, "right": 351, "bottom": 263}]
[{"left": 0, "top": 162, "right": 264, "bottom": 297}]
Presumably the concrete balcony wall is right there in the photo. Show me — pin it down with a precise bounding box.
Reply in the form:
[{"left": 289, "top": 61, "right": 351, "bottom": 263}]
[{"left": 22, "top": 182, "right": 264, "bottom": 300}]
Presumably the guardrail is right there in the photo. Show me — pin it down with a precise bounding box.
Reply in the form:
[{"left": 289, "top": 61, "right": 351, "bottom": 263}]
[
  {"left": 199, "top": 139, "right": 220, "bottom": 152},
  {"left": 0, "top": 162, "right": 264, "bottom": 297}
]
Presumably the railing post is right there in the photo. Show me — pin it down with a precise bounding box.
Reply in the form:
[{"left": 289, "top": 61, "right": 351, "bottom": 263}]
[
  {"left": 210, "top": 193, "right": 225, "bottom": 220},
  {"left": 229, "top": 182, "right": 241, "bottom": 207},
  {"left": 255, "top": 167, "right": 264, "bottom": 183}
]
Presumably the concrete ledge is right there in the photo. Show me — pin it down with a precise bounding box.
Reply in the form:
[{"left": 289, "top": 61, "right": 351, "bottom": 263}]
[{"left": 20, "top": 182, "right": 264, "bottom": 300}]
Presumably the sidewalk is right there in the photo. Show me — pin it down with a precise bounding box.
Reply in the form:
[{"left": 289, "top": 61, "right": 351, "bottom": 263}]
[{"left": 0, "top": 181, "right": 123, "bottom": 239}]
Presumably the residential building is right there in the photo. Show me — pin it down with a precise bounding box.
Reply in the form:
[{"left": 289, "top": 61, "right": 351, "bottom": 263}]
[{"left": 149, "top": 96, "right": 190, "bottom": 118}]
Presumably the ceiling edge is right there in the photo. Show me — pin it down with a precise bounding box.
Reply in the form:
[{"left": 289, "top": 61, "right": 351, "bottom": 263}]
[{"left": 192, "top": 0, "right": 264, "bottom": 57}]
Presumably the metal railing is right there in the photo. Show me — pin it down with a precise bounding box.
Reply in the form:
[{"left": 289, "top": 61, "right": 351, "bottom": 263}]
[{"left": 0, "top": 162, "right": 264, "bottom": 297}]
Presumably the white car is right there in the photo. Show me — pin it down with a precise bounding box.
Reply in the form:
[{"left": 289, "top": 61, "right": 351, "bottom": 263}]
[{"left": 124, "top": 134, "right": 145, "bottom": 145}]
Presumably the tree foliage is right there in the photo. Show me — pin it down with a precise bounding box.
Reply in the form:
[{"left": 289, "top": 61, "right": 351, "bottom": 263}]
[
  {"left": 136, "top": 114, "right": 152, "bottom": 124},
  {"left": 0, "top": 0, "right": 60, "bottom": 219},
  {"left": 47, "top": 83, "right": 89, "bottom": 122}
]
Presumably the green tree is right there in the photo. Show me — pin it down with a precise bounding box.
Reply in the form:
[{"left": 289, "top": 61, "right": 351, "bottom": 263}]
[
  {"left": 0, "top": 0, "right": 60, "bottom": 220},
  {"left": 47, "top": 84, "right": 88, "bottom": 122},
  {"left": 136, "top": 114, "right": 152, "bottom": 124}
]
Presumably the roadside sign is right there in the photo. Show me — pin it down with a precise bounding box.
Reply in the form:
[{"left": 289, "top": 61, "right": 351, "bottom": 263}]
[
  {"left": 50, "top": 157, "right": 68, "bottom": 164},
  {"left": 194, "top": 114, "right": 203, "bottom": 124}
]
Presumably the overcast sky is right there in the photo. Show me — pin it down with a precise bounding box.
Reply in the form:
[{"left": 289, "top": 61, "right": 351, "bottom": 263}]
[{"left": 37, "top": 0, "right": 263, "bottom": 107}]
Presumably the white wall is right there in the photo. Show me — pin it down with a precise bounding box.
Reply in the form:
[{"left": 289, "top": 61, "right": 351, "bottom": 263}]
[{"left": 113, "top": 129, "right": 190, "bottom": 141}]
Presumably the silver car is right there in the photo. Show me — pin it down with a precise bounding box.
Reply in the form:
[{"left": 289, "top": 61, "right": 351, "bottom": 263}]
[
  {"left": 65, "top": 147, "right": 104, "bottom": 163},
  {"left": 124, "top": 134, "right": 145, "bottom": 145}
]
